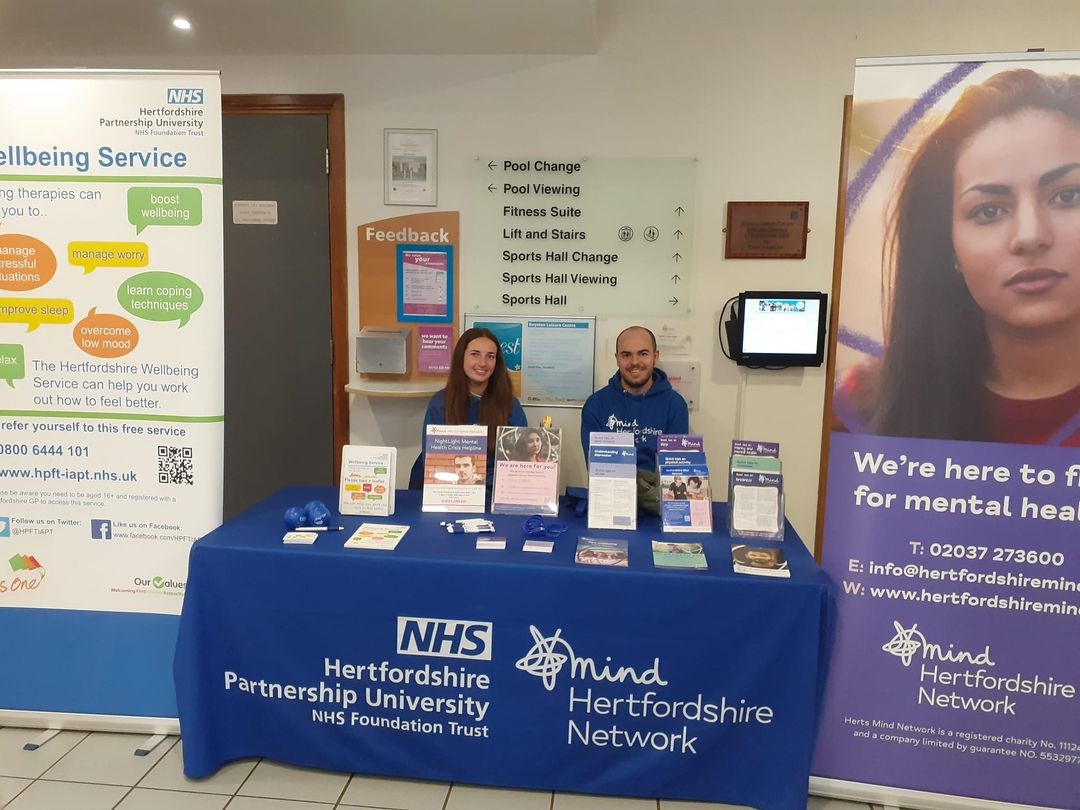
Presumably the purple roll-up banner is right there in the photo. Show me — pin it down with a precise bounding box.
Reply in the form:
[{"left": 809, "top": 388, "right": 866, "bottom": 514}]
[{"left": 816, "top": 53, "right": 1080, "bottom": 810}]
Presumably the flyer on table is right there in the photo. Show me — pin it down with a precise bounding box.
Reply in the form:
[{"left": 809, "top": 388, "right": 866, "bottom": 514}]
[{"left": 0, "top": 71, "right": 223, "bottom": 615}]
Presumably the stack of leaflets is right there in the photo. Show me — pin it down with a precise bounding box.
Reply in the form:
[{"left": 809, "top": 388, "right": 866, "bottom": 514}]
[
  {"left": 338, "top": 445, "right": 397, "bottom": 517},
  {"left": 651, "top": 540, "right": 708, "bottom": 570},
  {"left": 731, "top": 544, "right": 790, "bottom": 577},
  {"left": 343, "top": 523, "right": 410, "bottom": 550},
  {"left": 728, "top": 440, "right": 784, "bottom": 540},
  {"left": 657, "top": 434, "right": 712, "bottom": 533},
  {"left": 575, "top": 537, "right": 629, "bottom": 567},
  {"left": 421, "top": 424, "right": 488, "bottom": 513},
  {"left": 586, "top": 432, "right": 637, "bottom": 531},
  {"left": 491, "top": 426, "right": 561, "bottom": 516}
]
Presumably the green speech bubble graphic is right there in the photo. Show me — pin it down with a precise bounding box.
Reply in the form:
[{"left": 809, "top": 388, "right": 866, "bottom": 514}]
[
  {"left": 0, "top": 344, "right": 25, "bottom": 388},
  {"left": 127, "top": 188, "right": 202, "bottom": 234},
  {"left": 117, "top": 271, "right": 204, "bottom": 328}
]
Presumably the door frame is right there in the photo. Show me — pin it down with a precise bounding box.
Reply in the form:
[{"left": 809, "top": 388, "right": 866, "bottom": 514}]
[{"left": 222, "top": 94, "right": 348, "bottom": 481}]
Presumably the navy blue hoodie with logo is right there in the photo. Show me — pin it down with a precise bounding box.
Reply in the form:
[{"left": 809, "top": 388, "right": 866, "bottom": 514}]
[{"left": 580, "top": 368, "right": 689, "bottom": 471}]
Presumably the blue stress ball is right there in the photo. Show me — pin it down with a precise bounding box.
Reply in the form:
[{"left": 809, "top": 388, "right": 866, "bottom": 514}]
[
  {"left": 304, "top": 500, "right": 331, "bottom": 527},
  {"left": 283, "top": 506, "right": 308, "bottom": 530}
]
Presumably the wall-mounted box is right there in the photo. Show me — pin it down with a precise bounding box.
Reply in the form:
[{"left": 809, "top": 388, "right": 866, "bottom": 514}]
[{"left": 356, "top": 328, "right": 409, "bottom": 375}]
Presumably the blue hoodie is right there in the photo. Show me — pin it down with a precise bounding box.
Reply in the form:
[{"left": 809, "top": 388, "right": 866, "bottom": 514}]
[{"left": 580, "top": 368, "right": 689, "bottom": 471}]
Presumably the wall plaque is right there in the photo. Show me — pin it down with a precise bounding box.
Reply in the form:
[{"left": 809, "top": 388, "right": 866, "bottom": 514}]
[{"left": 724, "top": 201, "right": 809, "bottom": 259}]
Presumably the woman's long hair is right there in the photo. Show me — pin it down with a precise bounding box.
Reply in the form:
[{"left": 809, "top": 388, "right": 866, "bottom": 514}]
[
  {"left": 873, "top": 69, "right": 1080, "bottom": 440},
  {"left": 443, "top": 327, "right": 515, "bottom": 449}
]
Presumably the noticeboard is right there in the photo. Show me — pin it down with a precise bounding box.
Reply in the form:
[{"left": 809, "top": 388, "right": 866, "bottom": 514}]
[{"left": 464, "top": 314, "right": 595, "bottom": 408}]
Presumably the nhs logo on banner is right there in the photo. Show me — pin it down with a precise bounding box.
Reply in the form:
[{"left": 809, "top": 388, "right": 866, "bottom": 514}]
[
  {"left": 166, "top": 88, "right": 204, "bottom": 104},
  {"left": 396, "top": 616, "right": 492, "bottom": 660}
]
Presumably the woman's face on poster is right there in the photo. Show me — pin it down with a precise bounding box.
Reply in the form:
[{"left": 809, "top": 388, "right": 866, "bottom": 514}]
[
  {"left": 951, "top": 108, "right": 1080, "bottom": 333},
  {"left": 525, "top": 431, "right": 543, "bottom": 457}
]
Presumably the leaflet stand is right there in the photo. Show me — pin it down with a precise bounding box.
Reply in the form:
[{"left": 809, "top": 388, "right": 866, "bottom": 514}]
[{"left": 727, "top": 392, "right": 785, "bottom": 540}]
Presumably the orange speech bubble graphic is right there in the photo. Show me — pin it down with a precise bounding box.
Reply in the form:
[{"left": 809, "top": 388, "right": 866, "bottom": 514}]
[
  {"left": 72, "top": 308, "right": 139, "bottom": 358},
  {"left": 0, "top": 234, "right": 58, "bottom": 291}
]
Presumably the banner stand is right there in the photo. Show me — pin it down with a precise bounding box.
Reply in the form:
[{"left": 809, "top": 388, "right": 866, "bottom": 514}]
[
  {"left": 811, "top": 778, "right": 1061, "bottom": 810},
  {"left": 813, "top": 49, "right": 1080, "bottom": 810},
  {"left": 0, "top": 69, "right": 223, "bottom": 733}
]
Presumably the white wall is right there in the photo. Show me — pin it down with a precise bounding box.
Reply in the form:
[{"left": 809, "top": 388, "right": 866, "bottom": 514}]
[{"left": 11, "top": 0, "right": 1080, "bottom": 545}]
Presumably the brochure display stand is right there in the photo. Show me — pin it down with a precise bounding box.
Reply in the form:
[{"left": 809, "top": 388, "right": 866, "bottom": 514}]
[
  {"left": 727, "top": 440, "right": 784, "bottom": 540},
  {"left": 586, "top": 432, "right": 637, "bottom": 530}
]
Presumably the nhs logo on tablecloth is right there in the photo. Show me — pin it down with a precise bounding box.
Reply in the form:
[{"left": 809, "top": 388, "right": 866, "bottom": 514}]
[{"left": 396, "top": 616, "right": 492, "bottom": 661}]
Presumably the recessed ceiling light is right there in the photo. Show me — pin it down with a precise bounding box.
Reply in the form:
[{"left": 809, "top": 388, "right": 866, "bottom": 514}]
[{"left": 172, "top": 17, "right": 192, "bottom": 31}]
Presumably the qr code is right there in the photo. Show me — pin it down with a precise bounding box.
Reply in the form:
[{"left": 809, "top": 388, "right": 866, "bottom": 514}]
[{"left": 158, "top": 445, "right": 194, "bottom": 485}]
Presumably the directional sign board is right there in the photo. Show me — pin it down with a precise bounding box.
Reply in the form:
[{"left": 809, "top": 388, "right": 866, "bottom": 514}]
[{"left": 467, "top": 157, "right": 695, "bottom": 317}]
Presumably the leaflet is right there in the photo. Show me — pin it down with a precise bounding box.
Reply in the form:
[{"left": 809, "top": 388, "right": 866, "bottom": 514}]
[
  {"left": 575, "top": 537, "right": 629, "bottom": 567},
  {"left": 422, "top": 424, "right": 488, "bottom": 513},
  {"left": 730, "top": 454, "right": 782, "bottom": 473},
  {"left": 658, "top": 434, "right": 704, "bottom": 453},
  {"left": 729, "top": 471, "right": 784, "bottom": 540},
  {"left": 731, "top": 439, "right": 780, "bottom": 458},
  {"left": 659, "top": 463, "right": 712, "bottom": 533},
  {"left": 587, "top": 432, "right": 637, "bottom": 531},
  {"left": 731, "top": 544, "right": 790, "bottom": 577},
  {"left": 491, "top": 426, "right": 560, "bottom": 516},
  {"left": 339, "top": 444, "right": 397, "bottom": 516},
  {"left": 343, "top": 523, "right": 410, "bottom": 550},
  {"left": 651, "top": 541, "right": 708, "bottom": 570}
]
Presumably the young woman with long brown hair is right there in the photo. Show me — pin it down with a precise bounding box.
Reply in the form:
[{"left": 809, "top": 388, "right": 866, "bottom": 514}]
[{"left": 410, "top": 327, "right": 527, "bottom": 487}]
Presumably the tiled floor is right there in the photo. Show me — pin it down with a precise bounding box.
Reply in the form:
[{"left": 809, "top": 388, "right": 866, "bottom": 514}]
[{"left": 0, "top": 728, "right": 877, "bottom": 809}]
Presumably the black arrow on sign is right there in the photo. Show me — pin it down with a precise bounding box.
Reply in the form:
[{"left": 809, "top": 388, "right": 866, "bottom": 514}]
[
  {"left": 487, "top": 184, "right": 497, "bottom": 193},
  {"left": 674, "top": 229, "right": 683, "bottom": 239},
  {"left": 671, "top": 274, "right": 681, "bottom": 284},
  {"left": 669, "top": 297, "right": 679, "bottom": 306},
  {"left": 672, "top": 253, "right": 681, "bottom": 262},
  {"left": 675, "top": 206, "right": 685, "bottom": 216},
  {"left": 487, "top": 161, "right": 497, "bottom": 170}
]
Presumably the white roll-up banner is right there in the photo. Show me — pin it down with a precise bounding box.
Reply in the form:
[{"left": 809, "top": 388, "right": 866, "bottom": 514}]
[{"left": 0, "top": 70, "right": 223, "bottom": 727}]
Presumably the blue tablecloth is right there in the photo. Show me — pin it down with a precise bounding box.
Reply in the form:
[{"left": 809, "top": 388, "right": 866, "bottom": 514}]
[{"left": 175, "top": 488, "right": 833, "bottom": 810}]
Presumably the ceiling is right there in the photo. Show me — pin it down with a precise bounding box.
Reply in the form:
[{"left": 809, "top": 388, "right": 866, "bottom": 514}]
[{"left": 1, "top": 0, "right": 600, "bottom": 59}]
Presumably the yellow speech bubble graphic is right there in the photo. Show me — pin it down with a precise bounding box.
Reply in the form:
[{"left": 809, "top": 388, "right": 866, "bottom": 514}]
[
  {"left": 0, "top": 298, "right": 75, "bottom": 332},
  {"left": 68, "top": 241, "right": 149, "bottom": 274}
]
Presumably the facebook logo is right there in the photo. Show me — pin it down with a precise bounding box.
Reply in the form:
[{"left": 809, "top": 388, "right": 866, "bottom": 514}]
[
  {"left": 90, "top": 520, "right": 112, "bottom": 541},
  {"left": 0, "top": 517, "right": 9, "bottom": 538}
]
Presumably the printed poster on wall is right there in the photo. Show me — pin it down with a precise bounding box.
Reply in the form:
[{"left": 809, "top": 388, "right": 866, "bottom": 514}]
[
  {"left": 0, "top": 71, "right": 223, "bottom": 616},
  {"left": 465, "top": 314, "right": 595, "bottom": 407},
  {"left": 816, "top": 53, "right": 1080, "bottom": 809}
]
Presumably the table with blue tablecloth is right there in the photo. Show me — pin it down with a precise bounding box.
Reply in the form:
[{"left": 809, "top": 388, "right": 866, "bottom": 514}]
[{"left": 174, "top": 487, "right": 833, "bottom": 810}]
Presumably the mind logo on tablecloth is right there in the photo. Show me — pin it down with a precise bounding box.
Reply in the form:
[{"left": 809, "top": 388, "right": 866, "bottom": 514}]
[{"left": 515, "top": 625, "right": 666, "bottom": 693}]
